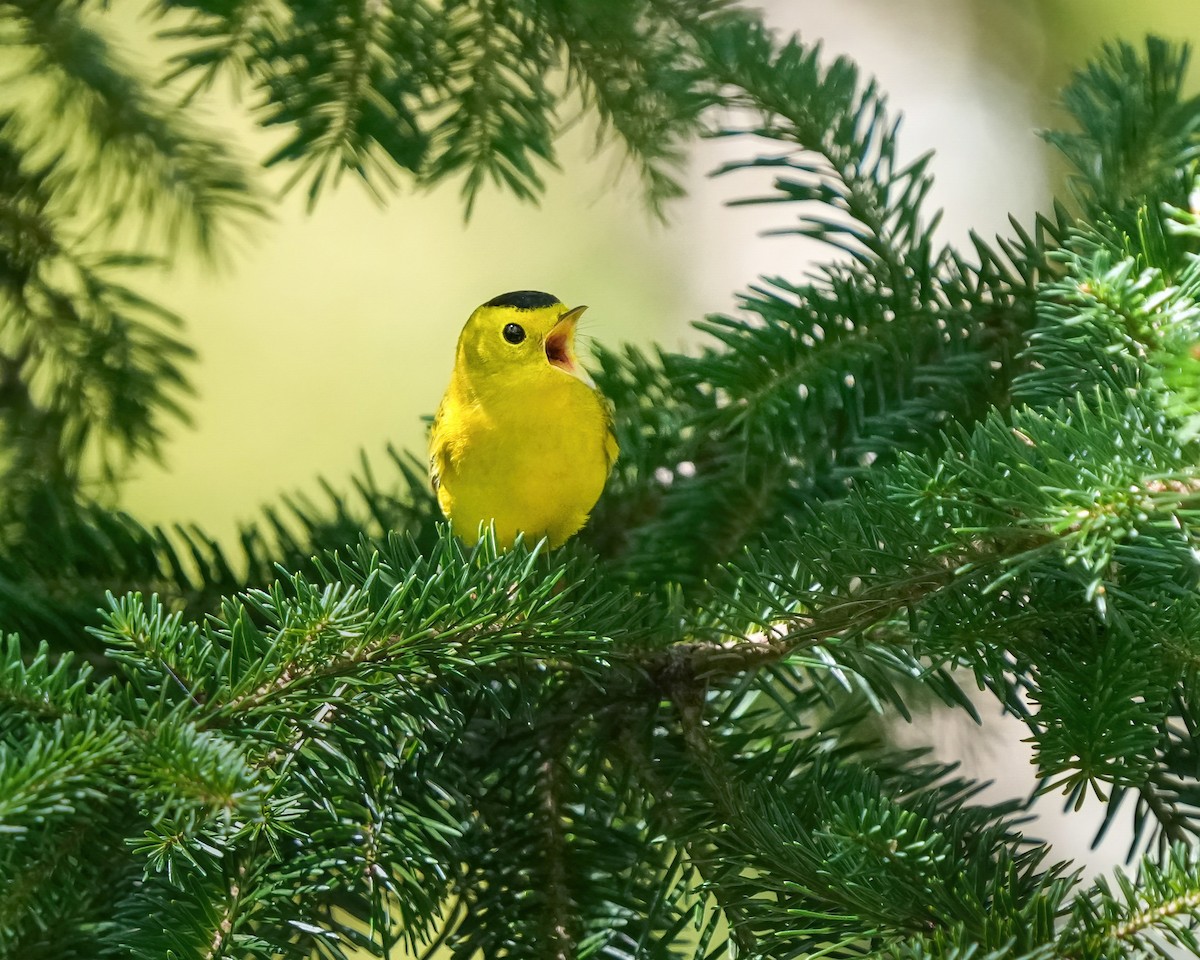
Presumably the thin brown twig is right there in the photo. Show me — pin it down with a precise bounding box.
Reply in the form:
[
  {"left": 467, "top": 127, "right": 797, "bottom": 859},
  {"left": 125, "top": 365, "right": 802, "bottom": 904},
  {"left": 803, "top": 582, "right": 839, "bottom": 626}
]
[
  {"left": 617, "top": 720, "right": 758, "bottom": 957},
  {"left": 662, "top": 671, "right": 759, "bottom": 956},
  {"left": 537, "top": 725, "right": 577, "bottom": 960}
]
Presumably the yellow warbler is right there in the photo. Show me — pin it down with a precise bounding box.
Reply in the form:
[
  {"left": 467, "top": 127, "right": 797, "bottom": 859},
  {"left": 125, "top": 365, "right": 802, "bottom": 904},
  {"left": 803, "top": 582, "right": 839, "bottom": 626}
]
[{"left": 429, "top": 290, "right": 618, "bottom": 548}]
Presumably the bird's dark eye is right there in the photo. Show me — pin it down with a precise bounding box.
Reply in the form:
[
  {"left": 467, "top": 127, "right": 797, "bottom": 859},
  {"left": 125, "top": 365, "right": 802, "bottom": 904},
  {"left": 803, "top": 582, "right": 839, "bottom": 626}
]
[{"left": 502, "top": 323, "right": 526, "bottom": 344}]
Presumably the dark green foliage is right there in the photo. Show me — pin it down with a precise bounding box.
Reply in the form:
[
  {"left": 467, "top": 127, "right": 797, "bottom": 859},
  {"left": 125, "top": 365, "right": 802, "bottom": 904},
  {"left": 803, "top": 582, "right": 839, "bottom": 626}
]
[
  {"left": 1045, "top": 37, "right": 1200, "bottom": 216},
  {"left": 582, "top": 19, "right": 1057, "bottom": 585},
  {"left": 157, "top": 0, "right": 744, "bottom": 212},
  {"left": 1, "top": 0, "right": 266, "bottom": 655},
  {"left": 3, "top": 0, "right": 265, "bottom": 258},
  {"left": 0, "top": 118, "right": 198, "bottom": 490},
  {"left": 4, "top": 8, "right": 1200, "bottom": 960},
  {"left": 0, "top": 447, "right": 440, "bottom": 655},
  {"left": 2, "top": 533, "right": 645, "bottom": 958}
]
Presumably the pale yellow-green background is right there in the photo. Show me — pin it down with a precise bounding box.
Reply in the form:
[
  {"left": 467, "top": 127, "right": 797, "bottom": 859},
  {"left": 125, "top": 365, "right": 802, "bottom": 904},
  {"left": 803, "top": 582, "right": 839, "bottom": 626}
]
[{"left": 91, "top": 0, "right": 1200, "bottom": 944}]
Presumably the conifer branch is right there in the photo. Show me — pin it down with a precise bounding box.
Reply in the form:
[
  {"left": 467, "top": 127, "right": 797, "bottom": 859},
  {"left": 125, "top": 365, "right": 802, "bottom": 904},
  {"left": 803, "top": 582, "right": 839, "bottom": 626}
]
[
  {"left": 615, "top": 719, "right": 751, "bottom": 959},
  {"left": 1138, "top": 778, "right": 1196, "bottom": 849},
  {"left": 666, "top": 680, "right": 759, "bottom": 957},
  {"left": 1110, "top": 889, "right": 1200, "bottom": 941},
  {"left": 203, "top": 860, "right": 249, "bottom": 960},
  {"left": 536, "top": 727, "right": 577, "bottom": 960},
  {"left": 1063, "top": 846, "right": 1200, "bottom": 959},
  {"left": 5, "top": 0, "right": 264, "bottom": 256}
]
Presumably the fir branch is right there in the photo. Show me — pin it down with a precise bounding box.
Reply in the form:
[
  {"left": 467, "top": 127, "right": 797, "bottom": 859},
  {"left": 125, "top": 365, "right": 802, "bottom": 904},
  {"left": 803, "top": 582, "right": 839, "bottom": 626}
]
[
  {"left": 153, "top": 0, "right": 736, "bottom": 212},
  {"left": 0, "top": 129, "right": 195, "bottom": 492},
  {"left": 612, "top": 718, "right": 735, "bottom": 960},
  {"left": 0, "top": 722, "right": 127, "bottom": 831},
  {"left": 666, "top": 681, "right": 758, "bottom": 957},
  {"left": 202, "top": 859, "right": 249, "bottom": 960},
  {"left": 260, "top": 0, "right": 430, "bottom": 206},
  {"left": 1107, "top": 703, "right": 1200, "bottom": 858},
  {"left": 420, "top": 0, "right": 554, "bottom": 216},
  {"left": 591, "top": 20, "right": 1044, "bottom": 583},
  {"left": 0, "top": 637, "right": 100, "bottom": 725},
  {"left": 677, "top": 386, "right": 1200, "bottom": 811},
  {"left": 0, "top": 819, "right": 134, "bottom": 959},
  {"left": 700, "top": 17, "right": 938, "bottom": 274},
  {"left": 1110, "top": 890, "right": 1200, "bottom": 942},
  {"left": 8, "top": 21, "right": 1200, "bottom": 960},
  {"left": 535, "top": 726, "right": 577, "bottom": 960},
  {"left": 4, "top": 0, "right": 265, "bottom": 257},
  {"left": 1063, "top": 846, "right": 1200, "bottom": 958},
  {"left": 1136, "top": 778, "right": 1195, "bottom": 849},
  {"left": 1014, "top": 224, "right": 1200, "bottom": 413},
  {"left": 0, "top": 446, "right": 439, "bottom": 657},
  {"left": 546, "top": 0, "right": 732, "bottom": 215},
  {"left": 1045, "top": 37, "right": 1200, "bottom": 215}
]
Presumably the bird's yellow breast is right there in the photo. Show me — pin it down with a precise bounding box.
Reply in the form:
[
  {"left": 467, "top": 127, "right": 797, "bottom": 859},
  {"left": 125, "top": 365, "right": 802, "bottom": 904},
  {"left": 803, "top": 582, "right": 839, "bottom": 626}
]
[{"left": 432, "top": 372, "right": 614, "bottom": 548}]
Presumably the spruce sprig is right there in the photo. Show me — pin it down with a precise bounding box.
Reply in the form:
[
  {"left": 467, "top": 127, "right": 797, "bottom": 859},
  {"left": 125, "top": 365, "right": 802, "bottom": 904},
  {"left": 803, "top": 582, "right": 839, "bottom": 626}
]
[{"left": 155, "top": 0, "right": 746, "bottom": 212}]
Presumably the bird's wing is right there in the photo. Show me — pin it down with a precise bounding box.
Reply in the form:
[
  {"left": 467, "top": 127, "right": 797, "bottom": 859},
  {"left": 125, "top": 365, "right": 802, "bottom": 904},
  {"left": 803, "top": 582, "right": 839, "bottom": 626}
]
[{"left": 428, "top": 404, "right": 448, "bottom": 494}]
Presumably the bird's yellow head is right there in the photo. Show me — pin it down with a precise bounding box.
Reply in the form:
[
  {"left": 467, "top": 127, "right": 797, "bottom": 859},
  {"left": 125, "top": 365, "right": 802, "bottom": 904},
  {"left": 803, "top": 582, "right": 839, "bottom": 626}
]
[{"left": 454, "top": 290, "right": 595, "bottom": 390}]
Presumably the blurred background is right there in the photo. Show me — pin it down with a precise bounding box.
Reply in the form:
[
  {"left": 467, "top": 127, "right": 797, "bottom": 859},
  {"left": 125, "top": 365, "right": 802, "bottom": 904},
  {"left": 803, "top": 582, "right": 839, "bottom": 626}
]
[{"left": 94, "top": 0, "right": 1199, "bottom": 884}]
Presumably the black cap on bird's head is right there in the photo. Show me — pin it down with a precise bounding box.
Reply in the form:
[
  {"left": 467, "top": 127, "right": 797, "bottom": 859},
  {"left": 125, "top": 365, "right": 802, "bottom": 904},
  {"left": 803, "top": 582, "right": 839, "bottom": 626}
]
[
  {"left": 484, "top": 290, "right": 561, "bottom": 311},
  {"left": 461, "top": 289, "right": 594, "bottom": 388}
]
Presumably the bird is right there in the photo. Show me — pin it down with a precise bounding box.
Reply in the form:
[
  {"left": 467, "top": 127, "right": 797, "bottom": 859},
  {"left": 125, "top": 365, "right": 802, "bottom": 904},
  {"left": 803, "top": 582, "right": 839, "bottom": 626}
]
[{"left": 429, "top": 290, "right": 618, "bottom": 549}]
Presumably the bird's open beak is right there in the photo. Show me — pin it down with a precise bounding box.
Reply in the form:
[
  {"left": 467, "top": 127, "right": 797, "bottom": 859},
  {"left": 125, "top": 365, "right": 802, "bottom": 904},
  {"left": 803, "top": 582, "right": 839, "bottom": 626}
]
[{"left": 545, "top": 305, "right": 595, "bottom": 388}]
